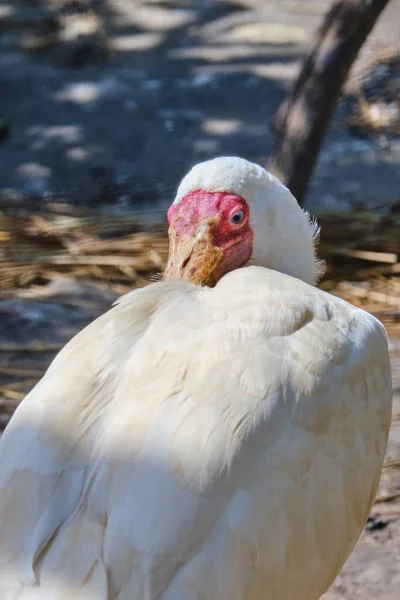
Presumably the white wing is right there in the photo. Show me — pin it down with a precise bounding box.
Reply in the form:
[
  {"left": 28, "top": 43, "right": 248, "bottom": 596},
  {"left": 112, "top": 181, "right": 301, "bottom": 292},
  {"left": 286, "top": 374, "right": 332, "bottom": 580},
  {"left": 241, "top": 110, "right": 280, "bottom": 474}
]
[
  {"left": 0, "top": 267, "right": 392, "bottom": 600},
  {"left": 0, "top": 283, "right": 162, "bottom": 598}
]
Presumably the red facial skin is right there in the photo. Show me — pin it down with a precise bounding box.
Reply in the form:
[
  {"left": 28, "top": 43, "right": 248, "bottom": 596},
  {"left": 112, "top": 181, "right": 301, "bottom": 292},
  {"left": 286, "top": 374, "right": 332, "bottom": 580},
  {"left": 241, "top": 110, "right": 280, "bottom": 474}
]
[{"left": 168, "top": 190, "right": 253, "bottom": 281}]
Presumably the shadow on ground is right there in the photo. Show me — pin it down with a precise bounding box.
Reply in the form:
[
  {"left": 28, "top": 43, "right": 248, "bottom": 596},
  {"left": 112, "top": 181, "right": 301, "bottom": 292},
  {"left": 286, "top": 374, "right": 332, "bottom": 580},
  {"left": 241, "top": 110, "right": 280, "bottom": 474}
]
[{"left": 0, "top": 0, "right": 310, "bottom": 208}]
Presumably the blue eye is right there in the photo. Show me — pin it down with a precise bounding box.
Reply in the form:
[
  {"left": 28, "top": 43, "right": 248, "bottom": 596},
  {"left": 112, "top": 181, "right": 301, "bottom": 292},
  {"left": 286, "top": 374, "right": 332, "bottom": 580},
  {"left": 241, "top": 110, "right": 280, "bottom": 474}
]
[{"left": 231, "top": 209, "right": 244, "bottom": 224}]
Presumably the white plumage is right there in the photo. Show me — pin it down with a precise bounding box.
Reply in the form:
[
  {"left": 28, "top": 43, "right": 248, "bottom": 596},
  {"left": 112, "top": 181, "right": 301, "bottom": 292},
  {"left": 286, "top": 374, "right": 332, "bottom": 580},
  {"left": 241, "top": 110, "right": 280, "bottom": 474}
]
[{"left": 0, "top": 157, "right": 392, "bottom": 600}]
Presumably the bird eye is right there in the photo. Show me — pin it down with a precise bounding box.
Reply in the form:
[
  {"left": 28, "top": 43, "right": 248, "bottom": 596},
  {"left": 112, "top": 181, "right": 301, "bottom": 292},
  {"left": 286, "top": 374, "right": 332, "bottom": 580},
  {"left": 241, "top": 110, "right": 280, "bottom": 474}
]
[{"left": 231, "top": 209, "right": 244, "bottom": 225}]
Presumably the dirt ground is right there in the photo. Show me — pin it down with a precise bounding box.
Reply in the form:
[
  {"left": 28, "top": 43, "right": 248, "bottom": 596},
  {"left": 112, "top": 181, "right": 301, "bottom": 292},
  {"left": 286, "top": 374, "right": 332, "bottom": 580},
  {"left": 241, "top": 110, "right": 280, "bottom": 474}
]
[{"left": 0, "top": 1, "right": 399, "bottom": 598}]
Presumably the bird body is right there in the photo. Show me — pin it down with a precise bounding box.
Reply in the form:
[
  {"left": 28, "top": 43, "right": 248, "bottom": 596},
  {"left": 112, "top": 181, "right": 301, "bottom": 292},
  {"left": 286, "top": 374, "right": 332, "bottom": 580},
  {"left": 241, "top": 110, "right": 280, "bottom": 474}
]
[
  {"left": 0, "top": 268, "right": 391, "bottom": 600},
  {"left": 0, "top": 157, "right": 392, "bottom": 599}
]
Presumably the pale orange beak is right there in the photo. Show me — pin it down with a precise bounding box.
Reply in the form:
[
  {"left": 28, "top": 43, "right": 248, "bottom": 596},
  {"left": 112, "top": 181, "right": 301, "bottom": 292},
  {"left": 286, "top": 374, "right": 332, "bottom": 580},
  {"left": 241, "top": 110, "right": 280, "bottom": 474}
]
[{"left": 163, "top": 216, "right": 223, "bottom": 286}]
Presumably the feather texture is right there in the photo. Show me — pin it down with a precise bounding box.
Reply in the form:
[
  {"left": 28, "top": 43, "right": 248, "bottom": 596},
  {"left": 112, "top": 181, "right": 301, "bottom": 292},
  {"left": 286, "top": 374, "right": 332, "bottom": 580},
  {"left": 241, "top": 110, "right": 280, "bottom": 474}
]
[{"left": 0, "top": 266, "right": 392, "bottom": 600}]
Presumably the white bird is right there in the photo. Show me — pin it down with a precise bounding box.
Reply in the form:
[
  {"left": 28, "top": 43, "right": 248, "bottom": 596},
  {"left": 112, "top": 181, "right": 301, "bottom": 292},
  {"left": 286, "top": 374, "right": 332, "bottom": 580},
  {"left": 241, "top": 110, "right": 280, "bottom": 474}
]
[{"left": 0, "top": 157, "right": 392, "bottom": 600}]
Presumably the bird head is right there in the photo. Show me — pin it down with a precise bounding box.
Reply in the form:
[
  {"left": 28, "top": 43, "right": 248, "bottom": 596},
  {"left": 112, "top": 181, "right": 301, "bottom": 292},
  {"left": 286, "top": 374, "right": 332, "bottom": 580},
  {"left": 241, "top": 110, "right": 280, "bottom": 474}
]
[{"left": 164, "top": 157, "right": 324, "bottom": 286}]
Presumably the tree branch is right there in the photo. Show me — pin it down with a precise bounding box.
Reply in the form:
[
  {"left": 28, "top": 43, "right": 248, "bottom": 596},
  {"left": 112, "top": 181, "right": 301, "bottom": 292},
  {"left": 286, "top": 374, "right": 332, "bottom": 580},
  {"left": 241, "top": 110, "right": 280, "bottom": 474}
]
[{"left": 267, "top": 0, "right": 391, "bottom": 206}]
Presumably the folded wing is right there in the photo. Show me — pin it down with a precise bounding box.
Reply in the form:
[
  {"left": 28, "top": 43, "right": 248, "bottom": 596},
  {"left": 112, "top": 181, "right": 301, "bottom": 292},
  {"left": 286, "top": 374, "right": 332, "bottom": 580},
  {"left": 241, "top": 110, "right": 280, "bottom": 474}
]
[{"left": 0, "top": 268, "right": 392, "bottom": 600}]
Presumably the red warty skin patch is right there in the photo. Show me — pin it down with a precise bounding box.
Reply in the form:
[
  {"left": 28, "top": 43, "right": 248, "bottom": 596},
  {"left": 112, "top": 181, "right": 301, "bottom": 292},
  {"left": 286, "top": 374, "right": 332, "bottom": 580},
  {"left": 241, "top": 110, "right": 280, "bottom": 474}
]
[{"left": 168, "top": 190, "right": 254, "bottom": 279}]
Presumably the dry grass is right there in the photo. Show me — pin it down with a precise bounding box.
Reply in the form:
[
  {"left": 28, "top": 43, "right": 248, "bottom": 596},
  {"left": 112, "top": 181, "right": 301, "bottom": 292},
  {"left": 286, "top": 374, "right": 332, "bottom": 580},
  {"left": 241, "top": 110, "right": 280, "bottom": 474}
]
[
  {"left": 0, "top": 200, "right": 398, "bottom": 329},
  {"left": 1, "top": 202, "right": 398, "bottom": 296},
  {"left": 317, "top": 210, "right": 400, "bottom": 336},
  {"left": 0, "top": 203, "right": 169, "bottom": 294}
]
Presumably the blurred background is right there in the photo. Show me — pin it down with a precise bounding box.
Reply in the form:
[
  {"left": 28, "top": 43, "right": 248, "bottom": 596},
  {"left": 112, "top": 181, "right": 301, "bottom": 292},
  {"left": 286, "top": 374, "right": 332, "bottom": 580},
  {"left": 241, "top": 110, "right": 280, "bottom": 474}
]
[{"left": 0, "top": 1, "right": 399, "bottom": 597}]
